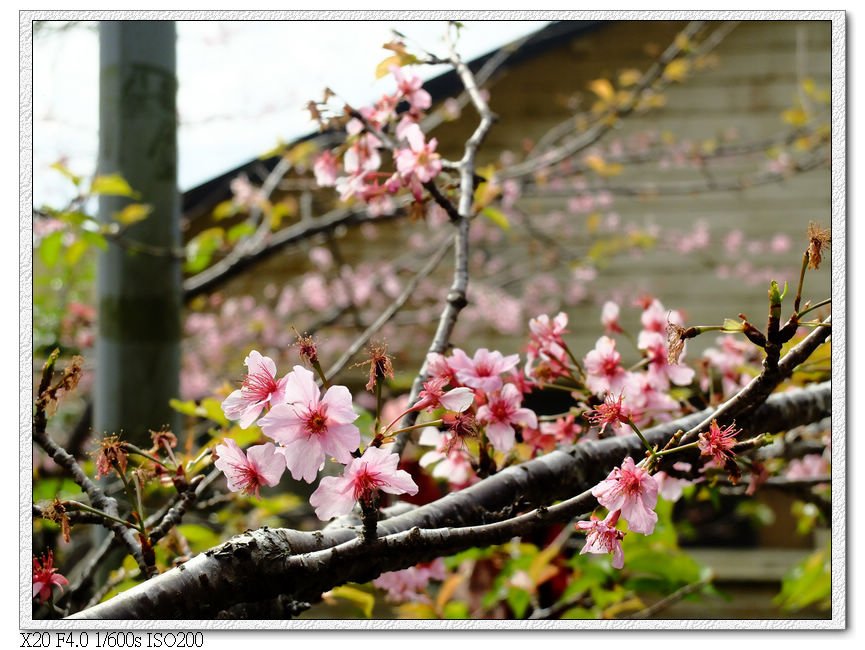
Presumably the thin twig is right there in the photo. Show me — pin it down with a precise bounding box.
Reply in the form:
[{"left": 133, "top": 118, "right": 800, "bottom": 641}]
[{"left": 323, "top": 233, "right": 454, "bottom": 382}]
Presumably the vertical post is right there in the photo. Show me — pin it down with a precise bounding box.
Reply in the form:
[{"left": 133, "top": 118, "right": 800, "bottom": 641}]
[{"left": 96, "top": 21, "right": 180, "bottom": 445}]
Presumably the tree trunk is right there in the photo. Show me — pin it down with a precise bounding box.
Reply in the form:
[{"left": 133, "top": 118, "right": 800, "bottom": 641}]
[{"left": 96, "top": 21, "right": 180, "bottom": 445}]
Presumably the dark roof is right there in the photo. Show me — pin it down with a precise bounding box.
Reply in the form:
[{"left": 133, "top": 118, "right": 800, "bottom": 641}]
[{"left": 181, "top": 20, "right": 605, "bottom": 219}]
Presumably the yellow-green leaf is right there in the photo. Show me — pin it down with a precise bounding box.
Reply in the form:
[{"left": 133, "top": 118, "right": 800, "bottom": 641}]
[
  {"left": 618, "top": 68, "right": 642, "bottom": 87},
  {"left": 588, "top": 78, "right": 616, "bottom": 103},
  {"left": 90, "top": 174, "right": 141, "bottom": 199},
  {"left": 481, "top": 206, "right": 510, "bottom": 231},
  {"left": 782, "top": 107, "right": 809, "bottom": 127},
  {"left": 50, "top": 161, "right": 82, "bottom": 186},
  {"left": 663, "top": 59, "right": 690, "bottom": 82},
  {"left": 329, "top": 585, "right": 375, "bottom": 618},
  {"left": 114, "top": 203, "right": 152, "bottom": 225}
]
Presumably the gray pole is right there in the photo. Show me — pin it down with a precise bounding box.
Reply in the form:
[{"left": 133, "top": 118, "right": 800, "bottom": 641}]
[{"left": 96, "top": 21, "right": 180, "bottom": 445}]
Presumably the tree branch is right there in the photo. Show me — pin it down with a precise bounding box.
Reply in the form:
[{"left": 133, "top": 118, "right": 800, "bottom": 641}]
[{"left": 68, "top": 380, "right": 829, "bottom": 619}]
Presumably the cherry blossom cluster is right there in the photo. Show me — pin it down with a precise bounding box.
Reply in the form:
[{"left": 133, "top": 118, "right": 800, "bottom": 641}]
[
  {"left": 217, "top": 350, "right": 422, "bottom": 520},
  {"left": 372, "top": 558, "right": 447, "bottom": 604},
  {"left": 312, "top": 66, "right": 441, "bottom": 215},
  {"left": 580, "top": 298, "right": 695, "bottom": 434},
  {"left": 416, "top": 347, "right": 540, "bottom": 485}
]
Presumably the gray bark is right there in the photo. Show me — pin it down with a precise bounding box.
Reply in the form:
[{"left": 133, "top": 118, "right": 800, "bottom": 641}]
[{"left": 96, "top": 21, "right": 180, "bottom": 444}]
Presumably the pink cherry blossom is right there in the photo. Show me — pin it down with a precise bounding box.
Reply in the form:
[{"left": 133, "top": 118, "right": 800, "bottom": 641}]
[
  {"left": 637, "top": 300, "right": 684, "bottom": 350},
  {"left": 785, "top": 454, "right": 830, "bottom": 480},
  {"left": 641, "top": 335, "right": 695, "bottom": 390},
  {"left": 585, "top": 393, "right": 634, "bottom": 436},
  {"left": 583, "top": 336, "right": 627, "bottom": 396},
  {"left": 212, "top": 439, "right": 285, "bottom": 497},
  {"left": 476, "top": 383, "right": 538, "bottom": 452},
  {"left": 654, "top": 471, "right": 691, "bottom": 502},
  {"left": 592, "top": 457, "right": 659, "bottom": 535},
  {"left": 313, "top": 150, "right": 339, "bottom": 187},
  {"left": 373, "top": 558, "right": 446, "bottom": 603},
  {"left": 33, "top": 550, "right": 69, "bottom": 604},
  {"left": 540, "top": 413, "right": 582, "bottom": 444},
  {"left": 309, "top": 446, "right": 418, "bottom": 520},
  {"left": 449, "top": 347, "right": 520, "bottom": 393},
  {"left": 257, "top": 366, "right": 360, "bottom": 483},
  {"left": 391, "top": 65, "right": 432, "bottom": 113},
  {"left": 415, "top": 377, "right": 475, "bottom": 413},
  {"left": 418, "top": 427, "right": 475, "bottom": 487},
  {"left": 529, "top": 312, "right": 568, "bottom": 352},
  {"left": 621, "top": 372, "right": 677, "bottom": 423},
  {"left": 601, "top": 301, "right": 623, "bottom": 334},
  {"left": 576, "top": 511, "right": 626, "bottom": 569},
  {"left": 395, "top": 123, "right": 442, "bottom": 183},
  {"left": 221, "top": 350, "right": 289, "bottom": 429},
  {"left": 697, "top": 420, "right": 741, "bottom": 465}
]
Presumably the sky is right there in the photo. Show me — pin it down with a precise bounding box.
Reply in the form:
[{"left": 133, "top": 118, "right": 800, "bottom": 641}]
[{"left": 32, "top": 20, "right": 548, "bottom": 206}]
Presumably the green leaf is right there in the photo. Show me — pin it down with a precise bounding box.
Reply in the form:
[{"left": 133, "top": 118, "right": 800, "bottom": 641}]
[
  {"left": 114, "top": 203, "right": 152, "bottom": 225},
  {"left": 184, "top": 227, "right": 225, "bottom": 273},
  {"left": 226, "top": 222, "right": 256, "bottom": 244},
  {"left": 330, "top": 585, "right": 375, "bottom": 618},
  {"left": 200, "top": 397, "right": 229, "bottom": 426},
  {"left": 80, "top": 230, "right": 108, "bottom": 250},
  {"left": 213, "top": 200, "right": 239, "bottom": 221},
  {"left": 90, "top": 174, "right": 141, "bottom": 199},
  {"left": 65, "top": 238, "right": 89, "bottom": 265},
  {"left": 442, "top": 601, "right": 470, "bottom": 619},
  {"left": 169, "top": 398, "right": 201, "bottom": 417},
  {"left": 506, "top": 588, "right": 531, "bottom": 618},
  {"left": 50, "top": 161, "right": 83, "bottom": 186},
  {"left": 481, "top": 206, "right": 510, "bottom": 231},
  {"left": 38, "top": 230, "right": 64, "bottom": 267},
  {"left": 176, "top": 524, "right": 221, "bottom": 553},
  {"left": 775, "top": 546, "right": 831, "bottom": 611}
]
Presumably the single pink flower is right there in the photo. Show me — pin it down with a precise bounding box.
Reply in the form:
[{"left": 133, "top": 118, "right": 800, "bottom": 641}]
[
  {"left": 382, "top": 378, "right": 474, "bottom": 434},
  {"left": 697, "top": 420, "right": 741, "bottom": 465},
  {"left": 258, "top": 366, "right": 360, "bottom": 483},
  {"left": 395, "top": 123, "right": 442, "bottom": 183},
  {"left": 540, "top": 413, "right": 582, "bottom": 444},
  {"left": 654, "top": 471, "right": 691, "bottom": 502},
  {"left": 529, "top": 312, "right": 568, "bottom": 352},
  {"left": 221, "top": 350, "right": 289, "bottom": 429},
  {"left": 576, "top": 511, "right": 626, "bottom": 569},
  {"left": 637, "top": 300, "right": 684, "bottom": 350},
  {"left": 313, "top": 150, "right": 339, "bottom": 187},
  {"left": 476, "top": 383, "right": 538, "bottom": 452},
  {"left": 585, "top": 393, "right": 633, "bottom": 435},
  {"left": 601, "top": 301, "right": 623, "bottom": 334},
  {"left": 309, "top": 446, "right": 418, "bottom": 520},
  {"left": 418, "top": 427, "right": 476, "bottom": 486},
  {"left": 425, "top": 352, "right": 458, "bottom": 385},
  {"left": 641, "top": 334, "right": 695, "bottom": 389},
  {"left": 391, "top": 65, "right": 432, "bottom": 113},
  {"left": 33, "top": 550, "right": 69, "bottom": 604},
  {"left": 583, "top": 336, "right": 627, "bottom": 396},
  {"left": 449, "top": 347, "right": 520, "bottom": 393},
  {"left": 415, "top": 377, "right": 475, "bottom": 413},
  {"left": 592, "top": 457, "right": 659, "bottom": 535},
  {"left": 212, "top": 439, "right": 285, "bottom": 497}
]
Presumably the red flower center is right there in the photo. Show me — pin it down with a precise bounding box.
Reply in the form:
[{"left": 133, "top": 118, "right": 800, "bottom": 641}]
[
  {"left": 242, "top": 371, "right": 277, "bottom": 403},
  {"left": 352, "top": 468, "right": 382, "bottom": 503},
  {"left": 304, "top": 406, "right": 329, "bottom": 436}
]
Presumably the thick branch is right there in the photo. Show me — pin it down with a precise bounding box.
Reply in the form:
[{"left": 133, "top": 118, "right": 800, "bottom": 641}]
[{"left": 69, "top": 381, "right": 829, "bottom": 619}]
